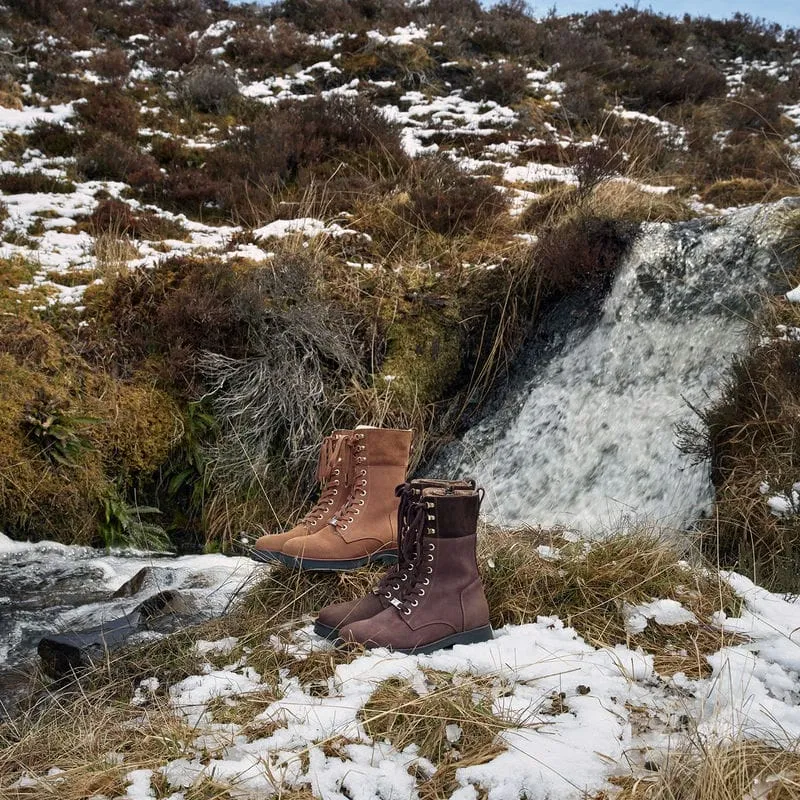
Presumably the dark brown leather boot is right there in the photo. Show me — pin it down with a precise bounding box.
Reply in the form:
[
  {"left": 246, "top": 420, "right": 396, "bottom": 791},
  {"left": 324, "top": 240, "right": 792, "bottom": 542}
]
[
  {"left": 251, "top": 430, "right": 353, "bottom": 563},
  {"left": 313, "top": 478, "right": 477, "bottom": 639},
  {"left": 276, "top": 428, "right": 413, "bottom": 571},
  {"left": 337, "top": 487, "right": 493, "bottom": 654}
]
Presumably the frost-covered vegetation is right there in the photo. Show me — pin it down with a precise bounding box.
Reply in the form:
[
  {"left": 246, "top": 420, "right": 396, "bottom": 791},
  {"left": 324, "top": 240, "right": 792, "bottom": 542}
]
[
  {"left": 1, "top": 0, "right": 798, "bottom": 553},
  {"left": 3, "top": 3, "right": 800, "bottom": 798}
]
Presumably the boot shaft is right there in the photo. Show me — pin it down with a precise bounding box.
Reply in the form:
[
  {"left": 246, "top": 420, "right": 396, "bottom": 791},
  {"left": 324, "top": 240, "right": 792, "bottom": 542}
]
[
  {"left": 419, "top": 486, "right": 481, "bottom": 539},
  {"left": 328, "top": 427, "right": 412, "bottom": 542}
]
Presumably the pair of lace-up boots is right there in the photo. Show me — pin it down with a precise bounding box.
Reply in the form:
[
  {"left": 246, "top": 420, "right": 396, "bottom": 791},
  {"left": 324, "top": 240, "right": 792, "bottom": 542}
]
[{"left": 251, "top": 428, "right": 493, "bottom": 654}]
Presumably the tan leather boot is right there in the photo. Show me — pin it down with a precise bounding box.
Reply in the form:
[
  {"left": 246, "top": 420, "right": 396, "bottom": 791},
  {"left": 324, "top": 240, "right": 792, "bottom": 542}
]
[
  {"left": 251, "top": 430, "right": 353, "bottom": 563},
  {"left": 313, "top": 478, "right": 477, "bottom": 639},
  {"left": 337, "top": 486, "right": 493, "bottom": 654},
  {"left": 276, "top": 427, "right": 412, "bottom": 571}
]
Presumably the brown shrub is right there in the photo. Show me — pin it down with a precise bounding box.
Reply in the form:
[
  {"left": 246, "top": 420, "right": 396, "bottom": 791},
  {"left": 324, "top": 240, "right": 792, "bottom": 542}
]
[
  {"left": 618, "top": 60, "right": 728, "bottom": 112},
  {"left": 470, "top": 1, "right": 544, "bottom": 57},
  {"left": 192, "top": 95, "right": 407, "bottom": 223},
  {"left": 340, "top": 39, "right": 434, "bottom": 89},
  {"left": 224, "top": 20, "right": 327, "bottom": 73},
  {"left": 77, "top": 134, "right": 161, "bottom": 186},
  {"left": 464, "top": 61, "right": 530, "bottom": 106},
  {"left": 402, "top": 156, "right": 509, "bottom": 237},
  {"left": 26, "top": 120, "right": 80, "bottom": 157},
  {"left": 75, "top": 86, "right": 140, "bottom": 141},
  {"left": 148, "top": 27, "right": 197, "bottom": 70},
  {"left": 559, "top": 71, "right": 609, "bottom": 126},
  {"left": 700, "top": 178, "right": 770, "bottom": 207},
  {"left": 178, "top": 66, "right": 240, "bottom": 114},
  {"left": 89, "top": 48, "right": 130, "bottom": 83},
  {"left": 277, "top": 0, "right": 359, "bottom": 32},
  {"left": 533, "top": 215, "right": 636, "bottom": 293},
  {"left": 0, "top": 172, "right": 75, "bottom": 194},
  {"left": 88, "top": 198, "right": 186, "bottom": 241}
]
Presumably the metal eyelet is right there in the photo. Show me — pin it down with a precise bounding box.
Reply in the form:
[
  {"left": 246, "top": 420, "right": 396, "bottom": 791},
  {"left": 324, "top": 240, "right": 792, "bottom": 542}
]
[
  {"left": 392, "top": 583, "right": 399, "bottom": 590},
  {"left": 403, "top": 608, "right": 411, "bottom": 616},
  {"left": 332, "top": 489, "right": 338, "bottom": 495},
  {"left": 411, "top": 599, "right": 419, "bottom": 607},
  {"left": 427, "top": 528, "right": 435, "bottom": 534},
  {"left": 359, "top": 490, "right": 367, "bottom": 497},
  {"left": 426, "top": 554, "right": 434, "bottom": 561},
  {"left": 428, "top": 542, "right": 435, "bottom": 551},
  {"left": 360, "top": 470, "right": 367, "bottom": 476},
  {"left": 353, "top": 509, "right": 360, "bottom": 515},
  {"left": 358, "top": 500, "right": 365, "bottom": 506},
  {"left": 384, "top": 591, "right": 392, "bottom": 599},
  {"left": 426, "top": 502, "right": 434, "bottom": 509},
  {"left": 347, "top": 516, "right": 354, "bottom": 522},
  {"left": 419, "top": 589, "right": 425, "bottom": 597},
  {"left": 426, "top": 567, "right": 432, "bottom": 574},
  {"left": 422, "top": 578, "right": 430, "bottom": 586},
  {"left": 333, "top": 469, "right": 340, "bottom": 475},
  {"left": 341, "top": 524, "right": 348, "bottom": 530}
]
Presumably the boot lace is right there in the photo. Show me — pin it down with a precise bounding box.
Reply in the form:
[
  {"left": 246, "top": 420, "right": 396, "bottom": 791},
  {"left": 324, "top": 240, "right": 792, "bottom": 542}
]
[
  {"left": 390, "top": 500, "right": 434, "bottom": 616},
  {"left": 329, "top": 432, "right": 367, "bottom": 533},
  {"left": 373, "top": 483, "right": 419, "bottom": 597},
  {"left": 298, "top": 434, "right": 351, "bottom": 527}
]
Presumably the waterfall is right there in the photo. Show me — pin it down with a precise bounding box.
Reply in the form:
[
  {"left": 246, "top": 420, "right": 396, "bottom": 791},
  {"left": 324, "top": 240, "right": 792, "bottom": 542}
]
[{"left": 436, "top": 202, "right": 797, "bottom": 532}]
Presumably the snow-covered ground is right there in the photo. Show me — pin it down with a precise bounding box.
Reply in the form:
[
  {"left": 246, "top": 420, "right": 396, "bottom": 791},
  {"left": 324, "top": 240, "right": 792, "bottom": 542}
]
[{"left": 11, "top": 568, "right": 794, "bottom": 800}]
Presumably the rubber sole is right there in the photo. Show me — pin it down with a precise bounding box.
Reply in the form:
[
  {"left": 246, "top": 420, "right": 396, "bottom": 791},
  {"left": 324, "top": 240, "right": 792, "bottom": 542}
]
[
  {"left": 270, "top": 549, "right": 398, "bottom": 572},
  {"left": 313, "top": 620, "right": 338, "bottom": 640},
  {"left": 337, "top": 624, "right": 494, "bottom": 655},
  {"left": 248, "top": 547, "right": 282, "bottom": 564}
]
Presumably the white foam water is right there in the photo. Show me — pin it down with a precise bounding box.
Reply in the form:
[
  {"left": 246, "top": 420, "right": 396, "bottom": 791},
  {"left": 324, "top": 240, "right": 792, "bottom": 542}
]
[{"left": 439, "top": 202, "right": 797, "bottom": 532}]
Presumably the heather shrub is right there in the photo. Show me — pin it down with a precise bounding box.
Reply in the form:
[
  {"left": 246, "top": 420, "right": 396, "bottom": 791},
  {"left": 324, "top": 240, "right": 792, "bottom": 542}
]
[
  {"left": 341, "top": 39, "right": 434, "bottom": 88},
  {"left": 463, "top": 61, "right": 529, "bottom": 106},
  {"left": 533, "top": 215, "right": 635, "bottom": 293},
  {"left": 194, "top": 95, "right": 407, "bottom": 222},
  {"left": 75, "top": 86, "right": 140, "bottom": 140},
  {"left": 681, "top": 342, "right": 800, "bottom": 591},
  {"left": 178, "top": 66, "right": 240, "bottom": 114},
  {"left": 0, "top": 172, "right": 75, "bottom": 194},
  {"left": 277, "top": 0, "right": 359, "bottom": 33},
  {"left": 89, "top": 48, "right": 130, "bottom": 83},
  {"left": 77, "top": 134, "right": 160, "bottom": 186},
  {"left": 560, "top": 72, "right": 608, "bottom": 126},
  {"left": 402, "top": 156, "right": 509, "bottom": 237},
  {"left": 88, "top": 198, "right": 186, "bottom": 241},
  {"left": 26, "top": 120, "right": 80, "bottom": 157},
  {"left": 224, "top": 20, "right": 327, "bottom": 73},
  {"left": 148, "top": 27, "right": 197, "bottom": 70},
  {"left": 470, "top": 1, "right": 543, "bottom": 57},
  {"left": 618, "top": 60, "right": 727, "bottom": 112}
]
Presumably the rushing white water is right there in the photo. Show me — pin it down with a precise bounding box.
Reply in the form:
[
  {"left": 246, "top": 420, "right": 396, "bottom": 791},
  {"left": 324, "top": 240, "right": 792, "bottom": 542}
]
[
  {"left": 0, "top": 532, "right": 256, "bottom": 708},
  {"left": 439, "top": 202, "right": 797, "bottom": 532}
]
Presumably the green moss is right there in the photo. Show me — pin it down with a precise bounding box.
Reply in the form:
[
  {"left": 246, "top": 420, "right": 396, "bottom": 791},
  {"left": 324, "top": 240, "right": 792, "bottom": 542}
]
[
  {"left": 96, "top": 381, "right": 181, "bottom": 476},
  {"left": 0, "top": 309, "right": 185, "bottom": 545},
  {"left": 380, "top": 310, "right": 462, "bottom": 407}
]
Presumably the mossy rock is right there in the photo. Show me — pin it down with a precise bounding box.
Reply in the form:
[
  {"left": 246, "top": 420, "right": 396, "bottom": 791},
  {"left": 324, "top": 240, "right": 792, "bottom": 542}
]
[
  {"left": 94, "top": 381, "right": 182, "bottom": 475},
  {"left": 379, "top": 311, "right": 462, "bottom": 407},
  {"left": 0, "top": 313, "right": 184, "bottom": 544}
]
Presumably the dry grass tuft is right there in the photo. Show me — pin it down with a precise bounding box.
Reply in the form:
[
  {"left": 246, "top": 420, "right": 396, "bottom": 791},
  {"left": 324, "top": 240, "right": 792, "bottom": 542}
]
[
  {"left": 0, "top": 687, "right": 194, "bottom": 800},
  {"left": 361, "top": 671, "right": 513, "bottom": 798},
  {"left": 615, "top": 739, "right": 800, "bottom": 800},
  {"left": 93, "top": 230, "right": 138, "bottom": 280},
  {"left": 479, "top": 527, "right": 740, "bottom": 676}
]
